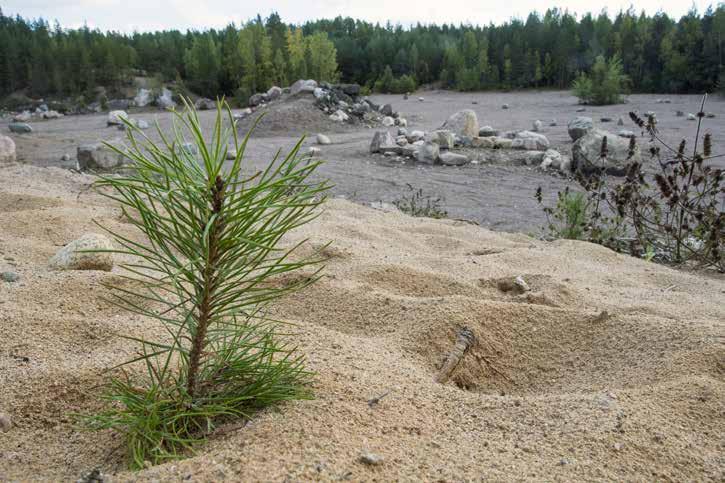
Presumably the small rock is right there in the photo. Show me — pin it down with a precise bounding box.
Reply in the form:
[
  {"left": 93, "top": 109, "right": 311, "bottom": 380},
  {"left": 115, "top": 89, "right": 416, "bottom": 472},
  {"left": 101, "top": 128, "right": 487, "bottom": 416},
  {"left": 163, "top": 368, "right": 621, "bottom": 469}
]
[
  {"left": 0, "top": 413, "right": 11, "bottom": 432},
  {"left": 617, "top": 130, "right": 635, "bottom": 138},
  {"left": 1, "top": 271, "right": 19, "bottom": 283},
  {"left": 576, "top": 107, "right": 586, "bottom": 112},
  {"left": 532, "top": 120, "right": 543, "bottom": 132},
  {"left": 408, "top": 130, "right": 425, "bottom": 142},
  {"left": 382, "top": 116, "right": 395, "bottom": 127},
  {"left": 316, "top": 134, "right": 331, "bottom": 145},
  {"left": 600, "top": 117, "right": 612, "bottom": 123},
  {"left": 329, "top": 110, "right": 349, "bottom": 122},
  {"left": 8, "top": 122, "right": 32, "bottom": 134},
  {"left": 61, "top": 153, "right": 71, "bottom": 162},
  {"left": 687, "top": 113, "right": 696, "bottom": 121},
  {"left": 397, "top": 127, "right": 408, "bottom": 136},
  {"left": 418, "top": 97, "right": 425, "bottom": 102},
  {"left": 514, "top": 276, "right": 530, "bottom": 292},
  {"left": 439, "top": 152, "right": 469, "bottom": 166},
  {"left": 0, "top": 135, "right": 16, "bottom": 163},
  {"left": 676, "top": 110, "right": 685, "bottom": 117},
  {"left": 613, "top": 442, "right": 623, "bottom": 451},
  {"left": 549, "top": 119, "right": 557, "bottom": 127},
  {"left": 307, "top": 147, "right": 321, "bottom": 157},
  {"left": 617, "top": 117, "right": 624, "bottom": 126},
  {"left": 49, "top": 233, "right": 114, "bottom": 271},
  {"left": 705, "top": 112, "right": 716, "bottom": 118},
  {"left": 502, "top": 104, "right": 509, "bottom": 109},
  {"left": 478, "top": 126, "right": 497, "bottom": 137},
  {"left": 107, "top": 110, "right": 128, "bottom": 126},
  {"left": 135, "top": 119, "right": 150, "bottom": 130},
  {"left": 359, "top": 452, "right": 384, "bottom": 466}
]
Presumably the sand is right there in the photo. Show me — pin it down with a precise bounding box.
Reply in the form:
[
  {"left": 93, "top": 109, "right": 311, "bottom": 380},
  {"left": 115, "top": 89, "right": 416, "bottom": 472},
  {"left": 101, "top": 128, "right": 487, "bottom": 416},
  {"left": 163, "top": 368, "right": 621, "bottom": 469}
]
[{"left": 0, "top": 161, "right": 723, "bottom": 481}]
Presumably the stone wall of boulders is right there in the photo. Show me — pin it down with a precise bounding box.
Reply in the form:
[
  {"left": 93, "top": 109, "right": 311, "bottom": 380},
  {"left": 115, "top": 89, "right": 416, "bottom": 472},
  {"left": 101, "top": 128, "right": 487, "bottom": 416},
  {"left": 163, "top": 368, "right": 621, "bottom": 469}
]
[{"left": 245, "top": 79, "right": 405, "bottom": 128}]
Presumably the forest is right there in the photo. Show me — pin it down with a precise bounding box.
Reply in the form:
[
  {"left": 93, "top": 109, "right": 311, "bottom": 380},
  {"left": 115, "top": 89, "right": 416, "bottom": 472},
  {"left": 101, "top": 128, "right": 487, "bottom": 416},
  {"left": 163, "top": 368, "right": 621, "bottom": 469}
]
[{"left": 0, "top": 6, "right": 724, "bottom": 105}]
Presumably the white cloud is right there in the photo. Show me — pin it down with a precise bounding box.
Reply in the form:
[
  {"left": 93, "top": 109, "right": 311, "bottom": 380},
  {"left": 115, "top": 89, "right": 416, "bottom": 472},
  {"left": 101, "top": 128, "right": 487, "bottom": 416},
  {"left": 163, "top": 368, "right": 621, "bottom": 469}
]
[{"left": 1, "top": 0, "right": 715, "bottom": 32}]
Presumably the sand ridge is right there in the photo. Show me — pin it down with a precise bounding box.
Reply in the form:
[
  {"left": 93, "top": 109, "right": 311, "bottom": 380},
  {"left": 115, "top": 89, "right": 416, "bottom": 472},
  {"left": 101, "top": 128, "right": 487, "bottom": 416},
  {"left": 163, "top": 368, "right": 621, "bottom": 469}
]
[{"left": 0, "top": 163, "right": 723, "bottom": 481}]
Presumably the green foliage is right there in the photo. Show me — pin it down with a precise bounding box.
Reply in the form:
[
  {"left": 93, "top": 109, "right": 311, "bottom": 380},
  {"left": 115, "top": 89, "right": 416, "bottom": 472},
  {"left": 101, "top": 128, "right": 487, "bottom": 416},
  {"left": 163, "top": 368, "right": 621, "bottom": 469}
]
[
  {"left": 183, "top": 36, "right": 221, "bottom": 96},
  {"left": 373, "top": 66, "right": 417, "bottom": 93},
  {"left": 572, "top": 55, "right": 628, "bottom": 105},
  {"left": 393, "top": 185, "right": 448, "bottom": 219},
  {"left": 1, "top": 8, "right": 724, "bottom": 100},
  {"left": 82, "top": 100, "right": 329, "bottom": 467},
  {"left": 539, "top": 188, "right": 590, "bottom": 240}
]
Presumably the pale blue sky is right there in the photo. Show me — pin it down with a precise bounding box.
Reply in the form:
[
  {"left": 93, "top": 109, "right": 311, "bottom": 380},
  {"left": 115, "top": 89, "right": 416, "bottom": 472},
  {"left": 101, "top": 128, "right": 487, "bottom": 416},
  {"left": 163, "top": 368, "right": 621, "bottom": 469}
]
[{"left": 1, "top": 0, "right": 716, "bottom": 32}]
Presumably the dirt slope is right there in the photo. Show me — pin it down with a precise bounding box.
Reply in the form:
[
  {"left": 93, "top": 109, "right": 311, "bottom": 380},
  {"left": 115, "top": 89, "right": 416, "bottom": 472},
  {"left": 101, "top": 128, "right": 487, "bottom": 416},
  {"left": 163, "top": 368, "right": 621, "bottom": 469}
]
[{"left": 0, "top": 163, "right": 723, "bottom": 481}]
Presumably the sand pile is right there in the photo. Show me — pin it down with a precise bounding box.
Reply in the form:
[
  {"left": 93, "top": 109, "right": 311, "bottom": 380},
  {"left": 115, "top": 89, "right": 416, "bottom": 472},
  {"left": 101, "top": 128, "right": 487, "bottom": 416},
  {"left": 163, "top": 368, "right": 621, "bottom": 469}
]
[
  {"left": 0, "top": 163, "right": 723, "bottom": 481},
  {"left": 235, "top": 97, "right": 356, "bottom": 138}
]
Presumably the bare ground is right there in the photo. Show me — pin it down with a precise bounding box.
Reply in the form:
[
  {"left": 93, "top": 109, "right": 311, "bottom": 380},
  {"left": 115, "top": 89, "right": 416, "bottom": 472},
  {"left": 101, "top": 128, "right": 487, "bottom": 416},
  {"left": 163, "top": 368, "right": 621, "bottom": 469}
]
[{"left": 4, "top": 90, "right": 723, "bottom": 233}]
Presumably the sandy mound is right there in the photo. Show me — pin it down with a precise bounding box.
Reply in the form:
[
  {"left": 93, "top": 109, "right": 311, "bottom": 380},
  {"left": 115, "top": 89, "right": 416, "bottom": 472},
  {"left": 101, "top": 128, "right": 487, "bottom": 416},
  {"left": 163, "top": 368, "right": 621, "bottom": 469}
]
[
  {"left": 0, "top": 163, "right": 723, "bottom": 481},
  {"left": 236, "top": 96, "right": 356, "bottom": 138}
]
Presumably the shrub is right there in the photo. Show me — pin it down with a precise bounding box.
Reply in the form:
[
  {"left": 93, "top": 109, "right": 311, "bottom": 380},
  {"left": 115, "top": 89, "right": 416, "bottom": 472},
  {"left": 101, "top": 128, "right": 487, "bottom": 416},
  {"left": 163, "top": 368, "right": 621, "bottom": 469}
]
[
  {"left": 394, "top": 184, "right": 447, "bottom": 219},
  {"left": 572, "top": 55, "right": 628, "bottom": 105},
  {"left": 538, "top": 95, "right": 723, "bottom": 271},
  {"left": 83, "top": 100, "right": 329, "bottom": 467}
]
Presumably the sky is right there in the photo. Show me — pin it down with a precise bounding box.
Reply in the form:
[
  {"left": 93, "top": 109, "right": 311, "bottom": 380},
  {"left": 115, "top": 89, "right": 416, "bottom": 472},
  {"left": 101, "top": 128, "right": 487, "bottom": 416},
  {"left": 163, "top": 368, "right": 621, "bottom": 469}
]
[{"left": 1, "top": 0, "right": 717, "bottom": 32}]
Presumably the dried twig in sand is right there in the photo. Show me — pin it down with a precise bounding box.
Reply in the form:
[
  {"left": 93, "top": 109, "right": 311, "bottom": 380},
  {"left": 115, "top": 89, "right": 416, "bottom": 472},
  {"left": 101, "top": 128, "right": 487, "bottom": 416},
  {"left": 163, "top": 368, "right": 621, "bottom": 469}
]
[{"left": 435, "top": 327, "right": 475, "bottom": 384}]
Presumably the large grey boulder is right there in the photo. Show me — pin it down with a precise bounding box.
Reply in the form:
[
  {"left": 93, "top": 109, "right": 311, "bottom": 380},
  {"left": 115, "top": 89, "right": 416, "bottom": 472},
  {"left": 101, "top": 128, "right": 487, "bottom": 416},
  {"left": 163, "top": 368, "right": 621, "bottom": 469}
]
[
  {"left": 425, "top": 130, "right": 455, "bottom": 149},
  {"left": 478, "top": 126, "right": 497, "bottom": 137},
  {"left": 0, "top": 135, "right": 16, "bottom": 163},
  {"left": 440, "top": 109, "right": 479, "bottom": 138},
  {"left": 512, "top": 131, "right": 550, "bottom": 151},
  {"left": 370, "top": 131, "right": 396, "bottom": 154},
  {"left": 572, "top": 129, "right": 642, "bottom": 176},
  {"left": 42, "top": 110, "right": 62, "bottom": 120},
  {"left": 290, "top": 79, "right": 318, "bottom": 95},
  {"left": 107, "top": 110, "right": 128, "bottom": 126},
  {"left": 195, "top": 98, "right": 216, "bottom": 110},
  {"left": 266, "top": 86, "right": 283, "bottom": 100},
  {"left": 13, "top": 111, "right": 32, "bottom": 122},
  {"left": 249, "top": 93, "right": 267, "bottom": 107},
  {"left": 8, "top": 122, "right": 32, "bottom": 134},
  {"left": 134, "top": 88, "right": 152, "bottom": 107},
  {"left": 49, "top": 233, "right": 114, "bottom": 271},
  {"left": 329, "top": 110, "right": 349, "bottom": 122},
  {"left": 382, "top": 116, "right": 395, "bottom": 127},
  {"left": 440, "top": 152, "right": 469, "bottom": 166},
  {"left": 77, "top": 141, "right": 128, "bottom": 171},
  {"left": 414, "top": 142, "right": 440, "bottom": 164},
  {"left": 568, "top": 116, "right": 593, "bottom": 141},
  {"left": 532, "top": 120, "right": 543, "bottom": 132},
  {"left": 316, "top": 133, "right": 331, "bottom": 145},
  {"left": 156, "top": 88, "right": 176, "bottom": 109}
]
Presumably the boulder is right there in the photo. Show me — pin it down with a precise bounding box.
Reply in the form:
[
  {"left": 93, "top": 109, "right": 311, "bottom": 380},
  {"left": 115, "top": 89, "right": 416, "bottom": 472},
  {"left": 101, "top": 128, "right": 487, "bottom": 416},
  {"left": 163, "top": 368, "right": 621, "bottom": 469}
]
[
  {"left": 493, "top": 137, "right": 513, "bottom": 149},
  {"left": 440, "top": 152, "right": 469, "bottom": 166},
  {"left": 77, "top": 141, "right": 128, "bottom": 171},
  {"left": 502, "top": 104, "right": 509, "bottom": 110},
  {"left": 397, "top": 118, "right": 407, "bottom": 127},
  {"left": 249, "top": 93, "right": 267, "bottom": 107},
  {"left": 107, "top": 110, "right": 128, "bottom": 126},
  {"left": 617, "top": 130, "right": 635, "bottom": 138},
  {"left": 414, "top": 142, "right": 440, "bottom": 164},
  {"left": 408, "top": 130, "right": 425, "bottom": 142},
  {"left": 0, "top": 135, "right": 16, "bottom": 163},
  {"left": 472, "top": 136, "right": 496, "bottom": 149},
  {"left": 316, "top": 133, "right": 331, "bottom": 145},
  {"left": 266, "top": 86, "right": 283, "bottom": 100},
  {"left": 549, "top": 119, "right": 558, "bottom": 127},
  {"left": 135, "top": 119, "right": 150, "bottom": 130},
  {"left": 13, "top": 111, "right": 32, "bottom": 122},
  {"left": 380, "top": 104, "right": 394, "bottom": 116},
  {"left": 329, "top": 110, "right": 349, "bottom": 122},
  {"left": 134, "top": 88, "right": 152, "bottom": 107},
  {"left": 440, "top": 109, "right": 479, "bottom": 138},
  {"left": 512, "top": 131, "right": 550, "bottom": 151},
  {"left": 290, "top": 79, "right": 318, "bottom": 95},
  {"left": 8, "top": 122, "right": 32, "bottom": 134},
  {"left": 425, "top": 130, "right": 455, "bottom": 149},
  {"left": 567, "top": 116, "right": 594, "bottom": 141},
  {"left": 382, "top": 116, "right": 395, "bottom": 127},
  {"left": 49, "top": 233, "right": 114, "bottom": 271},
  {"left": 396, "top": 135, "right": 408, "bottom": 146},
  {"left": 478, "top": 126, "right": 497, "bottom": 137},
  {"left": 572, "top": 129, "right": 642, "bottom": 176},
  {"left": 370, "top": 131, "right": 396, "bottom": 154},
  {"left": 397, "top": 127, "right": 408, "bottom": 136},
  {"left": 313, "top": 87, "right": 326, "bottom": 99},
  {"left": 532, "top": 120, "right": 543, "bottom": 132},
  {"left": 42, "top": 110, "right": 62, "bottom": 120},
  {"left": 156, "top": 88, "right": 176, "bottom": 109},
  {"left": 687, "top": 113, "right": 696, "bottom": 121},
  {"left": 195, "top": 98, "right": 216, "bottom": 110},
  {"left": 338, "top": 84, "right": 360, "bottom": 96}
]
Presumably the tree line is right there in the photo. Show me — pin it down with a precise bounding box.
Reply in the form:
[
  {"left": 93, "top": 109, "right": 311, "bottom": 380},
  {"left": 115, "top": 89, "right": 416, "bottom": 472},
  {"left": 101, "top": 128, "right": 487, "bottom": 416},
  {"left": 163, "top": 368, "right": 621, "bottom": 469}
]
[{"left": 0, "top": 6, "right": 723, "bottom": 105}]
